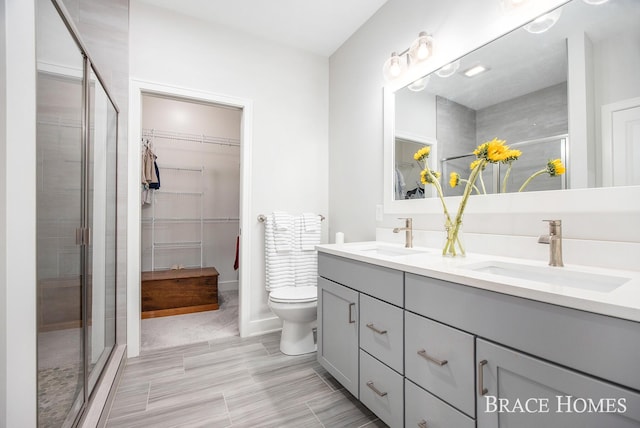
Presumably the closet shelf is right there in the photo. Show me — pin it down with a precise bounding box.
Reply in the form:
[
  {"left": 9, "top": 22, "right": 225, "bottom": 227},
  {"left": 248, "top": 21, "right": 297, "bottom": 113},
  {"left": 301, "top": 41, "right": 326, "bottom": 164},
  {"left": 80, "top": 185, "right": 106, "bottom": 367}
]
[
  {"left": 142, "top": 128, "right": 240, "bottom": 147},
  {"left": 155, "top": 191, "right": 204, "bottom": 196},
  {"left": 153, "top": 241, "right": 202, "bottom": 249},
  {"left": 142, "top": 217, "right": 239, "bottom": 223}
]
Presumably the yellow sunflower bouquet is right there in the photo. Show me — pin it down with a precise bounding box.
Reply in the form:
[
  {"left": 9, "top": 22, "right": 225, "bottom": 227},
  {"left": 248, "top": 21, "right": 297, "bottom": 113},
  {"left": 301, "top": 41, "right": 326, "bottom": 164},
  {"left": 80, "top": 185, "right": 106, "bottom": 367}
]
[{"left": 414, "top": 138, "right": 566, "bottom": 257}]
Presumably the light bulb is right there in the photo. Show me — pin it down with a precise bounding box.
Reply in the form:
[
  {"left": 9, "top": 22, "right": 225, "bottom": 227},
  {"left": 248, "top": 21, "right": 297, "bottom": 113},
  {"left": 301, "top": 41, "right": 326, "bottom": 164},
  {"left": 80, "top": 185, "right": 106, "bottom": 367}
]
[
  {"left": 408, "top": 76, "right": 430, "bottom": 92},
  {"left": 416, "top": 41, "right": 430, "bottom": 60},
  {"left": 524, "top": 8, "right": 562, "bottom": 34},
  {"left": 409, "top": 32, "right": 433, "bottom": 64},
  {"left": 435, "top": 60, "right": 460, "bottom": 78},
  {"left": 383, "top": 52, "right": 407, "bottom": 81},
  {"left": 390, "top": 58, "right": 401, "bottom": 77}
]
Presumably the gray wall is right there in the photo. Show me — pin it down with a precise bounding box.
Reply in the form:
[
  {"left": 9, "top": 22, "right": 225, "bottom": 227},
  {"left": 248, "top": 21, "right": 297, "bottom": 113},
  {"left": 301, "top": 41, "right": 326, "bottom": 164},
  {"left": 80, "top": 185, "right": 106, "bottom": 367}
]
[
  {"left": 476, "top": 82, "right": 568, "bottom": 145},
  {"left": 436, "top": 96, "right": 476, "bottom": 159}
]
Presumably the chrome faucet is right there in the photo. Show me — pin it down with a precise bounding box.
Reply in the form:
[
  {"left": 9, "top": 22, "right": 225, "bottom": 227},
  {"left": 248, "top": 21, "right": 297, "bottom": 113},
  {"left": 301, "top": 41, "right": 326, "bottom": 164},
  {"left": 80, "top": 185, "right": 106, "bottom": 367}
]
[
  {"left": 393, "top": 217, "right": 413, "bottom": 248},
  {"left": 538, "top": 219, "right": 563, "bottom": 267}
]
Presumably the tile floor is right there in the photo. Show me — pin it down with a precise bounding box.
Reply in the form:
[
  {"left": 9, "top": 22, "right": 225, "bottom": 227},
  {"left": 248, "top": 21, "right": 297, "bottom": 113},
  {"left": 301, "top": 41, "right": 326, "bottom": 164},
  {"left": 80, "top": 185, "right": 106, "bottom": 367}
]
[
  {"left": 141, "top": 290, "right": 240, "bottom": 352},
  {"left": 108, "top": 288, "right": 385, "bottom": 427},
  {"left": 105, "top": 332, "right": 386, "bottom": 427}
]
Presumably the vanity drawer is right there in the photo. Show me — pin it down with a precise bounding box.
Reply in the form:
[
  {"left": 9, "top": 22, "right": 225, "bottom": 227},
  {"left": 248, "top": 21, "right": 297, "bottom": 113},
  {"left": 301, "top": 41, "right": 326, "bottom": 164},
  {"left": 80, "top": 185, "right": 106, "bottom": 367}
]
[
  {"left": 405, "top": 379, "right": 475, "bottom": 428},
  {"left": 360, "top": 294, "right": 403, "bottom": 374},
  {"left": 360, "top": 350, "right": 404, "bottom": 428},
  {"left": 318, "top": 253, "right": 403, "bottom": 306},
  {"left": 405, "top": 311, "right": 475, "bottom": 417}
]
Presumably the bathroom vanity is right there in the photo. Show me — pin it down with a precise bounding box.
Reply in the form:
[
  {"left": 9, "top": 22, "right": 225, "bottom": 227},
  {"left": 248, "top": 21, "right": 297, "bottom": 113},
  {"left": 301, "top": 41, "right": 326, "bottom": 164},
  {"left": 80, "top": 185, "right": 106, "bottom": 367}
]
[{"left": 316, "top": 244, "right": 640, "bottom": 427}]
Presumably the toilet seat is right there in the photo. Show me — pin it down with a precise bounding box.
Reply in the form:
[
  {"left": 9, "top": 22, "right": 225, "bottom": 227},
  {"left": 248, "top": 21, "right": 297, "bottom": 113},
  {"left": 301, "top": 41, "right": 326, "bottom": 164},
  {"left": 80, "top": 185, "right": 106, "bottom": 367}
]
[{"left": 269, "top": 286, "right": 317, "bottom": 303}]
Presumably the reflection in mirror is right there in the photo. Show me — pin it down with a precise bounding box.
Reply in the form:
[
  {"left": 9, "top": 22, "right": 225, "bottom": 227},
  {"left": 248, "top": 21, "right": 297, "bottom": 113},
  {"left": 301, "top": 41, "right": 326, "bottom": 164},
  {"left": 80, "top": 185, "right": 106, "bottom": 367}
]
[{"left": 392, "top": 0, "right": 640, "bottom": 201}]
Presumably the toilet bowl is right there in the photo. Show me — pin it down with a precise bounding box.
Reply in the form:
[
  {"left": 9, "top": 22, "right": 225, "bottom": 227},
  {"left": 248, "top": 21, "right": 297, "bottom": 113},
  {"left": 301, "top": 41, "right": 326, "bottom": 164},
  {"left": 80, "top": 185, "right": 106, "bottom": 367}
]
[{"left": 268, "top": 285, "right": 317, "bottom": 355}]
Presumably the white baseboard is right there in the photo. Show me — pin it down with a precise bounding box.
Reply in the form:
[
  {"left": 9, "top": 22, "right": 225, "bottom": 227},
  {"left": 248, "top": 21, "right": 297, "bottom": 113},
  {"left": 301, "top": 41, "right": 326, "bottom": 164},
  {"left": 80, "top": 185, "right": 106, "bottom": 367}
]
[
  {"left": 242, "top": 315, "right": 282, "bottom": 338},
  {"left": 219, "top": 280, "right": 238, "bottom": 292}
]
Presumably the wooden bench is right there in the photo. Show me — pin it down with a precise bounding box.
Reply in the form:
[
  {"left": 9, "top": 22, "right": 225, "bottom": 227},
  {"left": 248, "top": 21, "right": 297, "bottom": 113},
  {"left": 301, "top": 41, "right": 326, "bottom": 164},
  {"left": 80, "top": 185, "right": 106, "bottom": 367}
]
[{"left": 141, "top": 267, "right": 219, "bottom": 319}]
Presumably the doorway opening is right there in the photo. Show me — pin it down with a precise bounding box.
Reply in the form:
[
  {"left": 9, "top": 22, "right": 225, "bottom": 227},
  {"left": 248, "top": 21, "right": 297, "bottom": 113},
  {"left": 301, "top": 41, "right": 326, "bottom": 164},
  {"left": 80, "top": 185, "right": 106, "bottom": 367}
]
[
  {"left": 128, "top": 81, "right": 253, "bottom": 357},
  {"left": 139, "top": 94, "right": 241, "bottom": 351}
]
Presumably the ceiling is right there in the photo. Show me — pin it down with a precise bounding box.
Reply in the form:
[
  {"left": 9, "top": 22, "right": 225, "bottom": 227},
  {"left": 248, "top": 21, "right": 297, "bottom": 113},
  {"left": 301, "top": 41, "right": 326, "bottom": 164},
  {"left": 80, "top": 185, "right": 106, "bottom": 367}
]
[{"left": 137, "top": 0, "right": 389, "bottom": 57}]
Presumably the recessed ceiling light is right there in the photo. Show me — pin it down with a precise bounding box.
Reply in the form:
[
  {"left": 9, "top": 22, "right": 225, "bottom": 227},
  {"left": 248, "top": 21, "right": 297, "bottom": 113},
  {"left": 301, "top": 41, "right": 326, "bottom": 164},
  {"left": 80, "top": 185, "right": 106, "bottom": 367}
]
[
  {"left": 583, "top": 0, "right": 609, "bottom": 4},
  {"left": 463, "top": 65, "right": 488, "bottom": 77}
]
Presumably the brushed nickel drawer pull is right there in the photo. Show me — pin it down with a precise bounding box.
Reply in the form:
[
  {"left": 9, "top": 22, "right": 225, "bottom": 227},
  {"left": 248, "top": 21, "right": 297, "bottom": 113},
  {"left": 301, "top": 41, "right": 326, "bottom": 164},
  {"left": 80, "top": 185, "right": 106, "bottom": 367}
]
[
  {"left": 366, "top": 381, "right": 388, "bottom": 397},
  {"left": 348, "top": 303, "right": 356, "bottom": 324},
  {"left": 418, "top": 420, "right": 428, "bottom": 428},
  {"left": 478, "top": 359, "right": 488, "bottom": 396},
  {"left": 366, "top": 323, "right": 388, "bottom": 335},
  {"left": 417, "top": 349, "right": 448, "bottom": 366}
]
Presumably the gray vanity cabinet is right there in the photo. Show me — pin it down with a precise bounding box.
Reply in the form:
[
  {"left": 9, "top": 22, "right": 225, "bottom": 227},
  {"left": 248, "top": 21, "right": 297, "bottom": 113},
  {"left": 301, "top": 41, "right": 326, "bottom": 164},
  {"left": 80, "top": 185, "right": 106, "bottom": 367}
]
[
  {"left": 476, "top": 339, "right": 640, "bottom": 428},
  {"left": 318, "top": 251, "right": 640, "bottom": 428},
  {"left": 317, "top": 276, "right": 359, "bottom": 397},
  {"left": 318, "top": 253, "right": 405, "bottom": 425}
]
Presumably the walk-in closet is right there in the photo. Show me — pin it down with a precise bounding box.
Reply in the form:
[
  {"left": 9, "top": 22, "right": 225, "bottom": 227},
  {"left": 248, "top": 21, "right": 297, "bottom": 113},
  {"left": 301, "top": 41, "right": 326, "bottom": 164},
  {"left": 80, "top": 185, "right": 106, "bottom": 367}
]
[{"left": 139, "top": 94, "right": 241, "bottom": 351}]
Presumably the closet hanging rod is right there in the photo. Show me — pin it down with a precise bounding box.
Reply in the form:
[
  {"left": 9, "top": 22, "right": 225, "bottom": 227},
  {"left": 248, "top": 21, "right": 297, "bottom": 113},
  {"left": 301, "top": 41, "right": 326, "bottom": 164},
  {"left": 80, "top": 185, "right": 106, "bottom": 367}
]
[
  {"left": 257, "top": 214, "right": 325, "bottom": 223},
  {"left": 142, "top": 128, "right": 240, "bottom": 147}
]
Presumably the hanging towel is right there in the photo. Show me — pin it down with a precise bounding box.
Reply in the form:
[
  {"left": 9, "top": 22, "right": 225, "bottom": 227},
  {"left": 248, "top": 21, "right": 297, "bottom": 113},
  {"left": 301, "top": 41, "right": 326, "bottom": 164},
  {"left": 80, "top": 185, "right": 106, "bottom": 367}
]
[
  {"left": 264, "top": 216, "right": 294, "bottom": 290},
  {"left": 271, "top": 211, "right": 293, "bottom": 252},
  {"left": 234, "top": 236, "right": 239, "bottom": 270},
  {"left": 300, "top": 214, "right": 321, "bottom": 251}
]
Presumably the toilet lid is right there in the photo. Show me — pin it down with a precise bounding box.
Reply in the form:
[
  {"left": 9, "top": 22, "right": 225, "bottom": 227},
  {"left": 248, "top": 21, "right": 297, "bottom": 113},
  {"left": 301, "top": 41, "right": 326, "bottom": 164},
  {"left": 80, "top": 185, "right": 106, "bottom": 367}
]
[{"left": 269, "top": 286, "right": 317, "bottom": 303}]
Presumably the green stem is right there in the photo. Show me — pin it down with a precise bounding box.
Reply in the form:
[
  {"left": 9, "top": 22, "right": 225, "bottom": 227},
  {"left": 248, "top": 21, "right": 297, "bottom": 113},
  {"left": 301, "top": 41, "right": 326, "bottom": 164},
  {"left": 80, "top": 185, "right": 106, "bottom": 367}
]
[
  {"left": 502, "top": 162, "right": 514, "bottom": 193},
  {"left": 478, "top": 170, "right": 487, "bottom": 194},
  {"left": 460, "top": 179, "right": 481, "bottom": 195},
  {"left": 446, "top": 159, "right": 486, "bottom": 256},
  {"left": 518, "top": 169, "right": 546, "bottom": 192}
]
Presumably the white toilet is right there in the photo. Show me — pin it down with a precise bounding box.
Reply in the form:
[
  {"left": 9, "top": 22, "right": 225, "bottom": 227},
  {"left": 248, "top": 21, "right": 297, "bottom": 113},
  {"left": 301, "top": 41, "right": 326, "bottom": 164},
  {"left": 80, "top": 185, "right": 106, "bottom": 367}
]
[{"left": 268, "top": 285, "right": 318, "bottom": 355}]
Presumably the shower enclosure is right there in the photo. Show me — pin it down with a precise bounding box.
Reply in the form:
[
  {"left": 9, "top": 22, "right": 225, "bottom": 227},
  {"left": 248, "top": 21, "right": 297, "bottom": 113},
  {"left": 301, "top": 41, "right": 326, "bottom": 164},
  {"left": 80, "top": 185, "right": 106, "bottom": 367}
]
[{"left": 36, "top": 0, "right": 118, "bottom": 426}]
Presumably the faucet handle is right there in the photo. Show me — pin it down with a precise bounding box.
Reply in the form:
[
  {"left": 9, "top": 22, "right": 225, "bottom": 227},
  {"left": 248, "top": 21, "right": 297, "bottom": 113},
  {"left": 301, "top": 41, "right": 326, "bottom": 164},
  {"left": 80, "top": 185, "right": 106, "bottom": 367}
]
[{"left": 542, "top": 219, "right": 561, "bottom": 226}]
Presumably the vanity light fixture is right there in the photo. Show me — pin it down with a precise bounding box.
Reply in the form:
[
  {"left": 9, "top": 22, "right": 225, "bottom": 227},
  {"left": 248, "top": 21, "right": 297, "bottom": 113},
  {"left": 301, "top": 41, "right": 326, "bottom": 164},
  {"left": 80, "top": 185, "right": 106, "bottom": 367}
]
[
  {"left": 382, "top": 31, "right": 434, "bottom": 81},
  {"left": 501, "top": 0, "right": 529, "bottom": 11},
  {"left": 582, "top": 0, "right": 609, "bottom": 4},
  {"left": 463, "top": 64, "right": 488, "bottom": 77},
  {"left": 408, "top": 76, "right": 430, "bottom": 92},
  {"left": 435, "top": 60, "right": 460, "bottom": 78},
  {"left": 524, "top": 8, "right": 562, "bottom": 34}
]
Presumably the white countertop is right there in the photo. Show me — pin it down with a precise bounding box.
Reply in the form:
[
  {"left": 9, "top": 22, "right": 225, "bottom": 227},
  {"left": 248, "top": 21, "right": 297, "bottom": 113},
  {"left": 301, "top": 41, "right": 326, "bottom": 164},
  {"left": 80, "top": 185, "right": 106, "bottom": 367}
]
[{"left": 316, "top": 241, "right": 640, "bottom": 323}]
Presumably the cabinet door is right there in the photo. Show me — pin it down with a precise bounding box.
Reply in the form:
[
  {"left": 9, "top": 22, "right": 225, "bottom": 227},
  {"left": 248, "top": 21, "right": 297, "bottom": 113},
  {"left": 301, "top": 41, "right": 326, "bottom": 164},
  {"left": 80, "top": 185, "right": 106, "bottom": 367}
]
[
  {"left": 317, "top": 277, "right": 359, "bottom": 397},
  {"left": 477, "top": 339, "right": 640, "bottom": 428}
]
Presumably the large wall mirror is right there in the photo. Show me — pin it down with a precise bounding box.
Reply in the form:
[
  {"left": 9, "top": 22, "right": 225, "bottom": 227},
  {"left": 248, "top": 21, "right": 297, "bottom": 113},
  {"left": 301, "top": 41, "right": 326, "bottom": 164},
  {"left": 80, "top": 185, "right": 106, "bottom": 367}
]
[{"left": 387, "top": 0, "right": 640, "bottom": 205}]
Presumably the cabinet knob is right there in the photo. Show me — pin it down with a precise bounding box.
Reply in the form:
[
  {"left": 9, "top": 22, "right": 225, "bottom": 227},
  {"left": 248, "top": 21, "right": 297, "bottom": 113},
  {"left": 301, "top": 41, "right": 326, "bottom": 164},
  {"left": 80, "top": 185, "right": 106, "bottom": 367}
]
[{"left": 418, "top": 420, "right": 428, "bottom": 428}]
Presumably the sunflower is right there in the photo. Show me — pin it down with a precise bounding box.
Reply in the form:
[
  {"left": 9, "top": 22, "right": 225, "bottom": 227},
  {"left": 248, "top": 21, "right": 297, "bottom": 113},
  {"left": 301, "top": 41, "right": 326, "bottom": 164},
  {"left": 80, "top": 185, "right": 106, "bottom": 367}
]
[
  {"left": 421, "top": 169, "right": 440, "bottom": 185},
  {"left": 449, "top": 172, "right": 460, "bottom": 188},
  {"left": 413, "top": 146, "right": 431, "bottom": 162},
  {"left": 546, "top": 158, "right": 566, "bottom": 176}
]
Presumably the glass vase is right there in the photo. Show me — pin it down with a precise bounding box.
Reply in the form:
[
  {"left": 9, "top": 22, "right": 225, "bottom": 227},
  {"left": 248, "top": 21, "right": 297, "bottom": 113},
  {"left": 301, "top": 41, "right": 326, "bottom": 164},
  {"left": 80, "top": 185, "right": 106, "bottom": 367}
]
[{"left": 442, "top": 217, "right": 465, "bottom": 257}]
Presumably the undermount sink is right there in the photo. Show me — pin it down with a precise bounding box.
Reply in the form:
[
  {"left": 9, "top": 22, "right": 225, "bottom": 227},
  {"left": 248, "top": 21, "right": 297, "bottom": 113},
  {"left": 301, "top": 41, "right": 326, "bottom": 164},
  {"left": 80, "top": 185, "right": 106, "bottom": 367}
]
[
  {"left": 462, "top": 261, "right": 630, "bottom": 293},
  {"left": 356, "top": 244, "right": 430, "bottom": 257}
]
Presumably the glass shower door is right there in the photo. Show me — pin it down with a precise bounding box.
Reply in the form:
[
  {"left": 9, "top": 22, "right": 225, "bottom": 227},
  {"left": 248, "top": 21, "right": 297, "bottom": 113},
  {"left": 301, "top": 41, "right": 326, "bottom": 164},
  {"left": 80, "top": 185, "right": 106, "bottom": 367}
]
[
  {"left": 36, "top": 0, "right": 85, "bottom": 425},
  {"left": 86, "top": 67, "right": 118, "bottom": 394}
]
